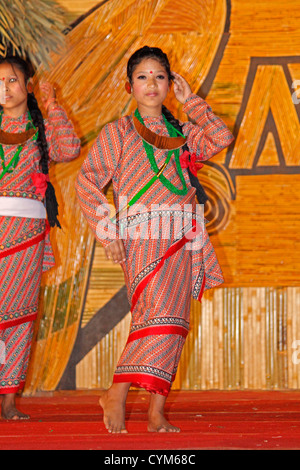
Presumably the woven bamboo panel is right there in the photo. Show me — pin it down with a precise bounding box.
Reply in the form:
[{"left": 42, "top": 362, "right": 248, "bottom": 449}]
[
  {"left": 55, "top": 0, "right": 100, "bottom": 23},
  {"left": 76, "top": 286, "right": 300, "bottom": 390},
  {"left": 39, "top": 0, "right": 226, "bottom": 139}
]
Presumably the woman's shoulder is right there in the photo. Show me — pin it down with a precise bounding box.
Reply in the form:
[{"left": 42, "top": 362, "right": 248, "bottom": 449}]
[
  {"left": 103, "top": 114, "right": 133, "bottom": 135},
  {"left": 96, "top": 115, "right": 133, "bottom": 154}
]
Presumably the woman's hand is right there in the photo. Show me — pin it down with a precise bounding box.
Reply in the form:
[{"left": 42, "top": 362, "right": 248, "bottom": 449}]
[
  {"left": 172, "top": 71, "right": 192, "bottom": 104},
  {"left": 105, "top": 239, "right": 126, "bottom": 264},
  {"left": 39, "top": 81, "right": 57, "bottom": 112}
]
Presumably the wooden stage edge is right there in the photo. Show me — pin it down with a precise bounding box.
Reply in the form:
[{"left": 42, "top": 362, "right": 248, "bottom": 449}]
[{"left": 1, "top": 390, "right": 300, "bottom": 450}]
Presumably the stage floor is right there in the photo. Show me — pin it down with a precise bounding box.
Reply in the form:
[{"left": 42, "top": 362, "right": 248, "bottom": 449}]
[{"left": 1, "top": 390, "right": 300, "bottom": 450}]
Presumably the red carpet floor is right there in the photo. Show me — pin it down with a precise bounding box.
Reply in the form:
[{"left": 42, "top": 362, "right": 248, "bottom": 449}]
[{"left": 1, "top": 390, "right": 300, "bottom": 450}]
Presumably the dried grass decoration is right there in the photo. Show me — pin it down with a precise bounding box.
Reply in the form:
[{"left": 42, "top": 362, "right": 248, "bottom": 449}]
[{"left": 0, "top": 0, "right": 69, "bottom": 69}]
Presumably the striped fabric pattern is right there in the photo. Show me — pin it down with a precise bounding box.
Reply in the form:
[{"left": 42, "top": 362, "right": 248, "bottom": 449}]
[
  {"left": 0, "top": 216, "right": 46, "bottom": 330},
  {"left": 76, "top": 94, "right": 234, "bottom": 247},
  {"left": 76, "top": 93, "right": 234, "bottom": 394},
  {"left": 114, "top": 238, "right": 192, "bottom": 396},
  {"left": 0, "top": 106, "right": 81, "bottom": 201},
  {"left": 0, "top": 215, "right": 50, "bottom": 260},
  {"left": 0, "top": 321, "right": 34, "bottom": 394}
]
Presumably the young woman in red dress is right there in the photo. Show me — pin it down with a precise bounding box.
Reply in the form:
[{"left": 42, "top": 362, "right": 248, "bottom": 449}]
[{"left": 76, "top": 46, "right": 233, "bottom": 433}]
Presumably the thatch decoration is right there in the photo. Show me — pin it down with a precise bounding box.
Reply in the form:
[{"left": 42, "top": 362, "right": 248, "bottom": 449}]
[{"left": 0, "top": 0, "right": 69, "bottom": 69}]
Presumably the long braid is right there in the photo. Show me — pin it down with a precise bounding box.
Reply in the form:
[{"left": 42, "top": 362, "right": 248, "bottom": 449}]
[
  {"left": 162, "top": 105, "right": 208, "bottom": 204},
  {"left": 27, "top": 93, "right": 61, "bottom": 228}
]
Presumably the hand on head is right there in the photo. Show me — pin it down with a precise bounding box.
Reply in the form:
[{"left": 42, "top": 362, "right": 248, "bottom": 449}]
[
  {"left": 39, "top": 81, "right": 56, "bottom": 111},
  {"left": 171, "top": 71, "right": 192, "bottom": 104}
]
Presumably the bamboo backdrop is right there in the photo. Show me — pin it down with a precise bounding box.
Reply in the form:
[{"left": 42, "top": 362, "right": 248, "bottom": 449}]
[
  {"left": 55, "top": 0, "right": 100, "bottom": 23},
  {"left": 77, "top": 285, "right": 300, "bottom": 390},
  {"left": 23, "top": 0, "right": 300, "bottom": 394}
]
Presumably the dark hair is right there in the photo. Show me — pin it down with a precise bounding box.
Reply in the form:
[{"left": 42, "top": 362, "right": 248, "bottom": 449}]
[
  {"left": 0, "top": 55, "right": 61, "bottom": 227},
  {"left": 127, "top": 46, "right": 208, "bottom": 204},
  {"left": 162, "top": 106, "right": 208, "bottom": 204},
  {"left": 127, "top": 46, "right": 173, "bottom": 84}
]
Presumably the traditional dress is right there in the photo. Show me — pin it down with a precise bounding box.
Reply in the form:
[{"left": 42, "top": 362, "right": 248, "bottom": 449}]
[
  {"left": 0, "top": 105, "right": 81, "bottom": 394},
  {"left": 76, "top": 94, "right": 234, "bottom": 396}
]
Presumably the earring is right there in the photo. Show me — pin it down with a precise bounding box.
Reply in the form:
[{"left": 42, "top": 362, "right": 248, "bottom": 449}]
[
  {"left": 125, "top": 81, "right": 132, "bottom": 94},
  {"left": 27, "top": 80, "right": 34, "bottom": 94}
]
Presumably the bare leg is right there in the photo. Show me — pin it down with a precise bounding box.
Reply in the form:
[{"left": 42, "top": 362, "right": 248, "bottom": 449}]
[
  {"left": 1, "top": 393, "right": 30, "bottom": 420},
  {"left": 99, "top": 382, "right": 131, "bottom": 433},
  {"left": 148, "top": 393, "right": 180, "bottom": 432}
]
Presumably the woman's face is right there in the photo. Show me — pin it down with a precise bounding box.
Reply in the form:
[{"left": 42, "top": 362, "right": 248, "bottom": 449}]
[
  {"left": 131, "top": 58, "right": 170, "bottom": 116},
  {"left": 0, "top": 62, "right": 28, "bottom": 115}
]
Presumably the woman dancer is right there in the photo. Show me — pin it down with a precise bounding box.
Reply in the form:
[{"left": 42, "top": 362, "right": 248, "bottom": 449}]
[
  {"left": 0, "top": 56, "right": 81, "bottom": 420},
  {"left": 76, "top": 46, "right": 234, "bottom": 433}
]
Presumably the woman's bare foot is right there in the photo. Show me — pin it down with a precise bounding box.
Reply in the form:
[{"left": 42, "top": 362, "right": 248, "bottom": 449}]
[
  {"left": 99, "top": 383, "right": 130, "bottom": 433},
  {"left": 148, "top": 411, "right": 180, "bottom": 432},
  {"left": 148, "top": 393, "right": 180, "bottom": 433},
  {"left": 1, "top": 394, "right": 30, "bottom": 420}
]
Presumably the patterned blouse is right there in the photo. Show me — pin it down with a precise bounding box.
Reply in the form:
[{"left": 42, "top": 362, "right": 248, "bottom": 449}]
[
  {"left": 76, "top": 93, "right": 234, "bottom": 247},
  {"left": 0, "top": 105, "right": 81, "bottom": 203}
]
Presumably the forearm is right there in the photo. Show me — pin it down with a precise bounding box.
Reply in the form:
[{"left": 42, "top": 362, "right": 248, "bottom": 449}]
[
  {"left": 46, "top": 105, "right": 81, "bottom": 162},
  {"left": 182, "top": 94, "right": 234, "bottom": 160}
]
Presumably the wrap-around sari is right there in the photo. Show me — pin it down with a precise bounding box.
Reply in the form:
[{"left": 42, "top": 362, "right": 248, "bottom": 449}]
[{"left": 76, "top": 94, "right": 234, "bottom": 395}]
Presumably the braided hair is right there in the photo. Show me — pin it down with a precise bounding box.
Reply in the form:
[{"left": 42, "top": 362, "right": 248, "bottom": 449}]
[
  {"left": 127, "top": 46, "right": 208, "bottom": 204},
  {"left": 0, "top": 55, "right": 61, "bottom": 227}
]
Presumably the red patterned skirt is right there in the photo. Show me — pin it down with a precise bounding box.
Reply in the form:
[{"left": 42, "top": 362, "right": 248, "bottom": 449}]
[
  {"left": 0, "top": 216, "right": 53, "bottom": 394},
  {"left": 0, "top": 321, "right": 34, "bottom": 394},
  {"left": 113, "top": 211, "right": 198, "bottom": 396},
  {"left": 113, "top": 204, "right": 223, "bottom": 396},
  {"left": 114, "top": 247, "right": 192, "bottom": 396}
]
